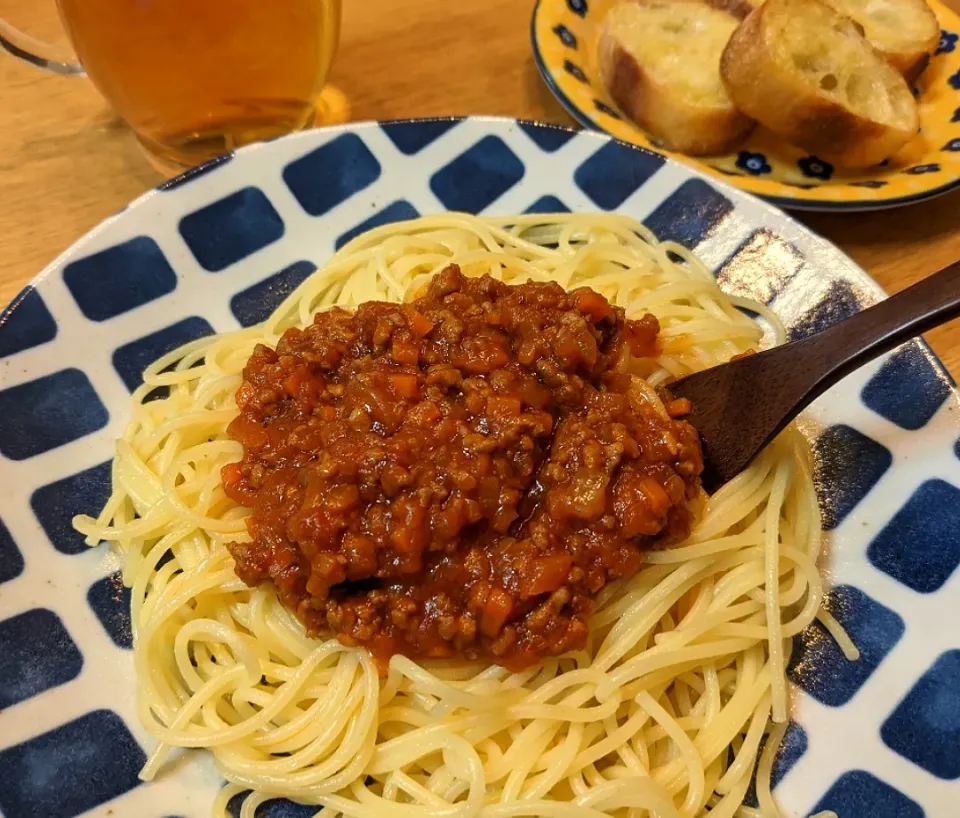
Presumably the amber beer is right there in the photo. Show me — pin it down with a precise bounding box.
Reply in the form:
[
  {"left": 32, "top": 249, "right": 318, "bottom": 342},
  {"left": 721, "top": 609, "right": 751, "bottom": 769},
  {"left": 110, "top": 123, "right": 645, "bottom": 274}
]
[{"left": 56, "top": 0, "right": 341, "bottom": 170}]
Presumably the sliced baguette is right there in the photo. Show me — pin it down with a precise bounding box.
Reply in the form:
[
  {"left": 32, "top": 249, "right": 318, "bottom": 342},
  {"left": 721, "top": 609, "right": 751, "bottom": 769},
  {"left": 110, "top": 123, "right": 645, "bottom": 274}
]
[
  {"left": 720, "top": 0, "right": 920, "bottom": 168},
  {"left": 822, "top": 0, "right": 940, "bottom": 80},
  {"left": 598, "top": 0, "right": 755, "bottom": 155}
]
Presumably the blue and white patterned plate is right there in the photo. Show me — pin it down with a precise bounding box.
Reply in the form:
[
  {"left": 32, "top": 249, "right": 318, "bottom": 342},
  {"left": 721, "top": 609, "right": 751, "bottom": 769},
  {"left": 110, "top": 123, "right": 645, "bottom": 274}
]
[{"left": 0, "top": 117, "right": 958, "bottom": 818}]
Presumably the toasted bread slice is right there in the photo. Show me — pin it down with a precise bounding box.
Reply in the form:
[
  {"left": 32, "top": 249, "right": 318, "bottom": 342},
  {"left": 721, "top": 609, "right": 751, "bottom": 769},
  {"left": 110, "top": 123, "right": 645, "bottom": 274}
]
[
  {"left": 720, "top": 0, "right": 920, "bottom": 168},
  {"left": 822, "top": 0, "right": 940, "bottom": 80},
  {"left": 598, "top": 0, "right": 755, "bottom": 155}
]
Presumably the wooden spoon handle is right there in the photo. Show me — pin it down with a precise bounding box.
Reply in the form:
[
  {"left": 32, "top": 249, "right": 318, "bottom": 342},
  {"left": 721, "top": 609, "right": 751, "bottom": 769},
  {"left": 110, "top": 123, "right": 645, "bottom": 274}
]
[
  {"left": 795, "top": 259, "right": 960, "bottom": 397},
  {"left": 668, "top": 260, "right": 960, "bottom": 490}
]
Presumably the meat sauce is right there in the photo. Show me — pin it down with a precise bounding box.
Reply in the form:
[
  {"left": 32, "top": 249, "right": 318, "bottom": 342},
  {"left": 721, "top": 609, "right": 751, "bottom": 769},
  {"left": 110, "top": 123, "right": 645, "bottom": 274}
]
[{"left": 224, "top": 265, "right": 703, "bottom": 670}]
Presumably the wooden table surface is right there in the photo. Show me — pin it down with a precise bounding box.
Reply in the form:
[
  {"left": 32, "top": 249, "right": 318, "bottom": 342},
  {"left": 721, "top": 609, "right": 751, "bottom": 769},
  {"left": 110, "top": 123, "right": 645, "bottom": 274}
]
[{"left": 2, "top": 0, "right": 960, "bottom": 375}]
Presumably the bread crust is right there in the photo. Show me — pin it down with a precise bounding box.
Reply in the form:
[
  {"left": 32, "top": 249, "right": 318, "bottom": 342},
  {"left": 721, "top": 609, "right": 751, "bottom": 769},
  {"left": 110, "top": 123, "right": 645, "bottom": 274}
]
[{"left": 897, "top": 52, "right": 932, "bottom": 83}]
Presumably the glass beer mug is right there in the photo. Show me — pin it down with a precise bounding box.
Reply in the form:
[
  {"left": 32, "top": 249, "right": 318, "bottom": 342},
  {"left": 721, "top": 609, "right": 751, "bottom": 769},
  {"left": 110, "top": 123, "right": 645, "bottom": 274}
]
[{"left": 0, "top": 0, "right": 342, "bottom": 171}]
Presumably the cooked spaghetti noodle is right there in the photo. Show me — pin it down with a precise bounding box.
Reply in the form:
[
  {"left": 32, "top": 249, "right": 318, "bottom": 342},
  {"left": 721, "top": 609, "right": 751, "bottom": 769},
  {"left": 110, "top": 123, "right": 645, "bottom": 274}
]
[{"left": 74, "top": 213, "right": 843, "bottom": 818}]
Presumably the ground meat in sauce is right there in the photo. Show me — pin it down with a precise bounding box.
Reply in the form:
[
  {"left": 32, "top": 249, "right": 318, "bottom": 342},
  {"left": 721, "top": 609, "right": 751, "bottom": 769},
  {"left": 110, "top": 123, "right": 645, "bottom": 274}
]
[{"left": 223, "top": 264, "right": 703, "bottom": 671}]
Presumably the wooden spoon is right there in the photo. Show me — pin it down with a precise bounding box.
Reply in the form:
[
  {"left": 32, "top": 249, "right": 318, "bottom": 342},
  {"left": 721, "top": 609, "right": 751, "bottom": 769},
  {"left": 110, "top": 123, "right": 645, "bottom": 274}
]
[{"left": 668, "top": 261, "right": 960, "bottom": 492}]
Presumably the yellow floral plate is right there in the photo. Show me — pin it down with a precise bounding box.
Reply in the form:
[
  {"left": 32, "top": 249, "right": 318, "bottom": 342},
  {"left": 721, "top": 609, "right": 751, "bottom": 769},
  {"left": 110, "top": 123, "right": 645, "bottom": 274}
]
[{"left": 531, "top": 0, "right": 960, "bottom": 210}]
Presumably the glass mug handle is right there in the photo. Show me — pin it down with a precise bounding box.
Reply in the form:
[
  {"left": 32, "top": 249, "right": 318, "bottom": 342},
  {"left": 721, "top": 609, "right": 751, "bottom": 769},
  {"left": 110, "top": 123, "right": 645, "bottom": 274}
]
[{"left": 0, "top": 17, "right": 84, "bottom": 76}]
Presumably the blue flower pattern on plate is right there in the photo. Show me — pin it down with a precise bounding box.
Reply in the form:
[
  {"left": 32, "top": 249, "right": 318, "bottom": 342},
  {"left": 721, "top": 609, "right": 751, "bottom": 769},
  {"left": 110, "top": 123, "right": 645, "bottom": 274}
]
[
  {"left": 552, "top": 24, "right": 577, "bottom": 48},
  {"left": 566, "top": 0, "right": 588, "bottom": 16},
  {"left": 950, "top": 69, "right": 960, "bottom": 90},
  {"left": 564, "top": 60, "right": 587, "bottom": 83},
  {"left": 940, "top": 31, "right": 959, "bottom": 55},
  {"left": 944, "top": 138, "right": 960, "bottom": 151},
  {"left": 905, "top": 163, "right": 940, "bottom": 174},
  {"left": 736, "top": 151, "right": 772, "bottom": 176},
  {"left": 0, "top": 118, "right": 959, "bottom": 817},
  {"left": 593, "top": 99, "right": 622, "bottom": 119},
  {"left": 798, "top": 156, "right": 834, "bottom": 180}
]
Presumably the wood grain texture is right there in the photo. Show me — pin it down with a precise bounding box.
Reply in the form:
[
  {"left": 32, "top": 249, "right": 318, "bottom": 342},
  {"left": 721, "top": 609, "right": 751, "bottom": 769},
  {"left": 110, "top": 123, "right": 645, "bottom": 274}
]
[{"left": 1, "top": 0, "right": 959, "bottom": 376}]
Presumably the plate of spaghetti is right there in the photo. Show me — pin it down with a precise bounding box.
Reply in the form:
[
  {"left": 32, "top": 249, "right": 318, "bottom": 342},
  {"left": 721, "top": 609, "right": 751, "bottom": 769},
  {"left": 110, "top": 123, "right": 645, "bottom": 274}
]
[{"left": 0, "top": 117, "right": 958, "bottom": 818}]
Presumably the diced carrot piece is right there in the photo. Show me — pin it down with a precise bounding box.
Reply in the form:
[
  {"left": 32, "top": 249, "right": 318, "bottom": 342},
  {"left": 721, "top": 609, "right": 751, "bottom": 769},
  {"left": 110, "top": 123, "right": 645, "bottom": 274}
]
[
  {"left": 235, "top": 383, "right": 255, "bottom": 410},
  {"left": 624, "top": 315, "right": 660, "bottom": 357},
  {"left": 555, "top": 328, "right": 586, "bottom": 364},
  {"left": 389, "top": 501, "right": 426, "bottom": 572},
  {"left": 407, "top": 400, "right": 441, "bottom": 427},
  {"left": 480, "top": 586, "right": 514, "bottom": 637},
  {"left": 388, "top": 374, "right": 419, "bottom": 399},
  {"left": 343, "top": 533, "right": 378, "bottom": 580},
  {"left": 226, "top": 416, "right": 269, "bottom": 449},
  {"left": 573, "top": 290, "right": 613, "bottom": 322},
  {"left": 391, "top": 337, "right": 419, "bottom": 365},
  {"left": 408, "top": 311, "right": 434, "bottom": 338},
  {"left": 487, "top": 395, "right": 522, "bottom": 417},
  {"left": 615, "top": 472, "right": 661, "bottom": 537},
  {"left": 665, "top": 397, "right": 692, "bottom": 417},
  {"left": 521, "top": 555, "right": 572, "bottom": 597},
  {"left": 303, "top": 378, "right": 323, "bottom": 402},
  {"left": 283, "top": 368, "right": 308, "bottom": 396},
  {"left": 638, "top": 475, "right": 671, "bottom": 516},
  {"left": 221, "top": 462, "right": 244, "bottom": 488},
  {"left": 454, "top": 338, "right": 509, "bottom": 373}
]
